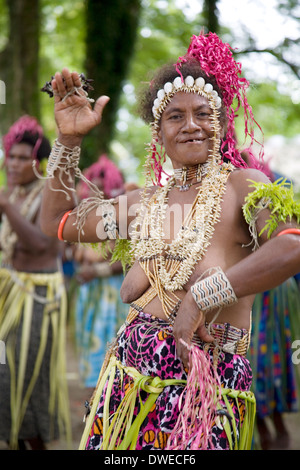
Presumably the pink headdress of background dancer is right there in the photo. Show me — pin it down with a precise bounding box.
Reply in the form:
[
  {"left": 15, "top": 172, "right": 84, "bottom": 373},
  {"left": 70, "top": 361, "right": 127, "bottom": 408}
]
[
  {"left": 78, "top": 154, "right": 125, "bottom": 200},
  {"left": 2, "top": 115, "right": 51, "bottom": 162}
]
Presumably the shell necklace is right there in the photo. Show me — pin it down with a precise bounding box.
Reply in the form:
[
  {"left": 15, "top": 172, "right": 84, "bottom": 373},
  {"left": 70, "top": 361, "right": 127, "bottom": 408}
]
[
  {"left": 131, "top": 158, "right": 234, "bottom": 294},
  {"left": 173, "top": 162, "right": 209, "bottom": 191}
]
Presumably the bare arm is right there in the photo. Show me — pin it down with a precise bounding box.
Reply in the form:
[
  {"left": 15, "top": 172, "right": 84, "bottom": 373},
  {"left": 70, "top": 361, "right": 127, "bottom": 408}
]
[
  {"left": 0, "top": 191, "right": 52, "bottom": 254},
  {"left": 173, "top": 169, "right": 300, "bottom": 366},
  {"left": 40, "top": 68, "right": 110, "bottom": 242},
  {"left": 174, "top": 231, "right": 300, "bottom": 366},
  {"left": 3, "top": 205, "right": 52, "bottom": 254}
]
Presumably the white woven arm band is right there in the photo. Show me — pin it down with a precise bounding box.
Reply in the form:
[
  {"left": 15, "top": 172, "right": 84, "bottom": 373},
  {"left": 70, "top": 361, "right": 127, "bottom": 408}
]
[
  {"left": 47, "top": 139, "right": 81, "bottom": 178},
  {"left": 191, "top": 267, "right": 237, "bottom": 313},
  {"left": 101, "top": 202, "right": 119, "bottom": 239}
]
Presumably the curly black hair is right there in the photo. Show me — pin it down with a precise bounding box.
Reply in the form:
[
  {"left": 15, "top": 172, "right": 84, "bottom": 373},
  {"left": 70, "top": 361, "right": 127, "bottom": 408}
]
[{"left": 17, "top": 131, "right": 51, "bottom": 161}]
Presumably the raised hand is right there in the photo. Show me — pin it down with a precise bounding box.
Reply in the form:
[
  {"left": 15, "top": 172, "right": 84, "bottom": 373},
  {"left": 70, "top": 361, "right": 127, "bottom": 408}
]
[{"left": 52, "top": 68, "right": 110, "bottom": 139}]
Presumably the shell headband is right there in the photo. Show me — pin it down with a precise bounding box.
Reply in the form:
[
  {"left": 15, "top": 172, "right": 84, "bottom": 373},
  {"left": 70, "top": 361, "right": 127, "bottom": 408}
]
[
  {"left": 148, "top": 73, "right": 222, "bottom": 186},
  {"left": 152, "top": 75, "right": 221, "bottom": 122}
]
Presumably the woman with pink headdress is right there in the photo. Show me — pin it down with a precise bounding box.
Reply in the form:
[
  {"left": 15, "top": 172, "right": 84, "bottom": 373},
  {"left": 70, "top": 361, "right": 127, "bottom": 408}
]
[
  {"left": 0, "top": 116, "right": 71, "bottom": 449},
  {"left": 73, "top": 155, "right": 129, "bottom": 391},
  {"left": 40, "top": 32, "right": 300, "bottom": 450}
]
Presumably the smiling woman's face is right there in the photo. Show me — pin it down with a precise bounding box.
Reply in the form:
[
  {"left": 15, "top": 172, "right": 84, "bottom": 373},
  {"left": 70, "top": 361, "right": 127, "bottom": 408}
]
[{"left": 157, "top": 92, "right": 224, "bottom": 169}]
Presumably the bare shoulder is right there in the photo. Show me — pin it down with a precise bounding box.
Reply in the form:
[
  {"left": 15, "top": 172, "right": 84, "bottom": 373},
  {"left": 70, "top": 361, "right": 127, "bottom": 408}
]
[{"left": 228, "top": 167, "right": 271, "bottom": 201}]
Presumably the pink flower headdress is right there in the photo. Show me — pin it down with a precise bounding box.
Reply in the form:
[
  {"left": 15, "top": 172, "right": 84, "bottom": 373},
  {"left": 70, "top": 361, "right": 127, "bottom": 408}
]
[
  {"left": 176, "top": 32, "right": 264, "bottom": 168},
  {"left": 2, "top": 115, "right": 44, "bottom": 161},
  {"left": 78, "top": 154, "right": 124, "bottom": 200}
]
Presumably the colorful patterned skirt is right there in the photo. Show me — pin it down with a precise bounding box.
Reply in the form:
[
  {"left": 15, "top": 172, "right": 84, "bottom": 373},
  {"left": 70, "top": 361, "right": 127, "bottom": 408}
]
[{"left": 80, "top": 311, "right": 256, "bottom": 450}]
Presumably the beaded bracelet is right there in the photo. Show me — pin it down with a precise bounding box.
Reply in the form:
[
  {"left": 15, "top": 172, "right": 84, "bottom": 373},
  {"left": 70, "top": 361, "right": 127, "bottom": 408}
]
[
  {"left": 191, "top": 267, "right": 237, "bottom": 313},
  {"left": 57, "top": 210, "right": 72, "bottom": 241}
]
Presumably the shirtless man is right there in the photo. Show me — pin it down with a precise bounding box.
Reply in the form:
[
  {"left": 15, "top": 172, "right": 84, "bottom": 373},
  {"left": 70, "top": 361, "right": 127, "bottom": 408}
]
[{"left": 40, "top": 33, "right": 300, "bottom": 450}]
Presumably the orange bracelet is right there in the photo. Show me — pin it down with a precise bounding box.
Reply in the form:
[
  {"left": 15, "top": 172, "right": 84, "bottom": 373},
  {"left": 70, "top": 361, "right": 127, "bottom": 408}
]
[
  {"left": 57, "top": 210, "right": 72, "bottom": 241},
  {"left": 277, "top": 228, "right": 300, "bottom": 237}
]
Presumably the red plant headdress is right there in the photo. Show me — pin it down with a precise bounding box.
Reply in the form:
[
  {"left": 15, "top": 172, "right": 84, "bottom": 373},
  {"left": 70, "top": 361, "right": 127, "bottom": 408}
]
[{"left": 176, "top": 32, "right": 264, "bottom": 168}]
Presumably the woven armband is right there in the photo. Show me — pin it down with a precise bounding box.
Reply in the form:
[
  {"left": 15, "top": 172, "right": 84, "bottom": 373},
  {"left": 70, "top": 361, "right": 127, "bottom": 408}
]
[
  {"left": 47, "top": 139, "right": 81, "bottom": 178},
  {"left": 101, "top": 202, "right": 119, "bottom": 239},
  {"left": 191, "top": 268, "right": 237, "bottom": 313}
]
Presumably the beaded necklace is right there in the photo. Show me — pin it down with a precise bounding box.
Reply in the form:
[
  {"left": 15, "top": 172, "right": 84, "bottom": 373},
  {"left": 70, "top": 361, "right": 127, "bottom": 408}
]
[{"left": 173, "top": 163, "right": 209, "bottom": 191}]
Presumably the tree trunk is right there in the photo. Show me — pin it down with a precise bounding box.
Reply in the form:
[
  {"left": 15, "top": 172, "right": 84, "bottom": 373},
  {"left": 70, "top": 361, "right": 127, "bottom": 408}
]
[
  {"left": 82, "top": 0, "right": 142, "bottom": 167},
  {"left": 0, "top": 0, "right": 40, "bottom": 136},
  {"left": 202, "top": 0, "right": 220, "bottom": 34}
]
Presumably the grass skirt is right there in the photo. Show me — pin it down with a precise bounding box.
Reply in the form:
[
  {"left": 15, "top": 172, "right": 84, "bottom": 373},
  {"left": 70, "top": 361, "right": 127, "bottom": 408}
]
[{"left": 0, "top": 268, "right": 71, "bottom": 448}]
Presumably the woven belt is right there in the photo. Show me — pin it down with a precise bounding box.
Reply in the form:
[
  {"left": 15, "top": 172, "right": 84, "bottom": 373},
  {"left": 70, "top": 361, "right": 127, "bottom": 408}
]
[{"left": 204, "top": 322, "right": 250, "bottom": 356}]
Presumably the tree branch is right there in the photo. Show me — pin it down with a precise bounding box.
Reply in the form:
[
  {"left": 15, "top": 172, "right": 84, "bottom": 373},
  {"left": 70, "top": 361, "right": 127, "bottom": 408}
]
[{"left": 235, "top": 38, "right": 300, "bottom": 79}]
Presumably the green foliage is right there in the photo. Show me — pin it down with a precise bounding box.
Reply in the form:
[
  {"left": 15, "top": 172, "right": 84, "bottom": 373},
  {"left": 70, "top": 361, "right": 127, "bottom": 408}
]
[
  {"left": 110, "top": 238, "right": 134, "bottom": 273},
  {"left": 247, "top": 82, "right": 300, "bottom": 139},
  {"left": 112, "top": 0, "right": 206, "bottom": 183},
  {"left": 243, "top": 178, "right": 300, "bottom": 238},
  {"left": 81, "top": 0, "right": 142, "bottom": 167},
  {"left": 39, "top": 0, "right": 86, "bottom": 142},
  {"left": 0, "top": 0, "right": 8, "bottom": 50},
  {"left": 93, "top": 238, "right": 133, "bottom": 274}
]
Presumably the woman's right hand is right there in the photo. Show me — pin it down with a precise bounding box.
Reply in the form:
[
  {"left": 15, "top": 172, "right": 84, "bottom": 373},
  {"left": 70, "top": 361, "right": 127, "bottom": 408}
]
[
  {"left": 52, "top": 68, "right": 110, "bottom": 141},
  {"left": 173, "top": 290, "right": 214, "bottom": 368}
]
